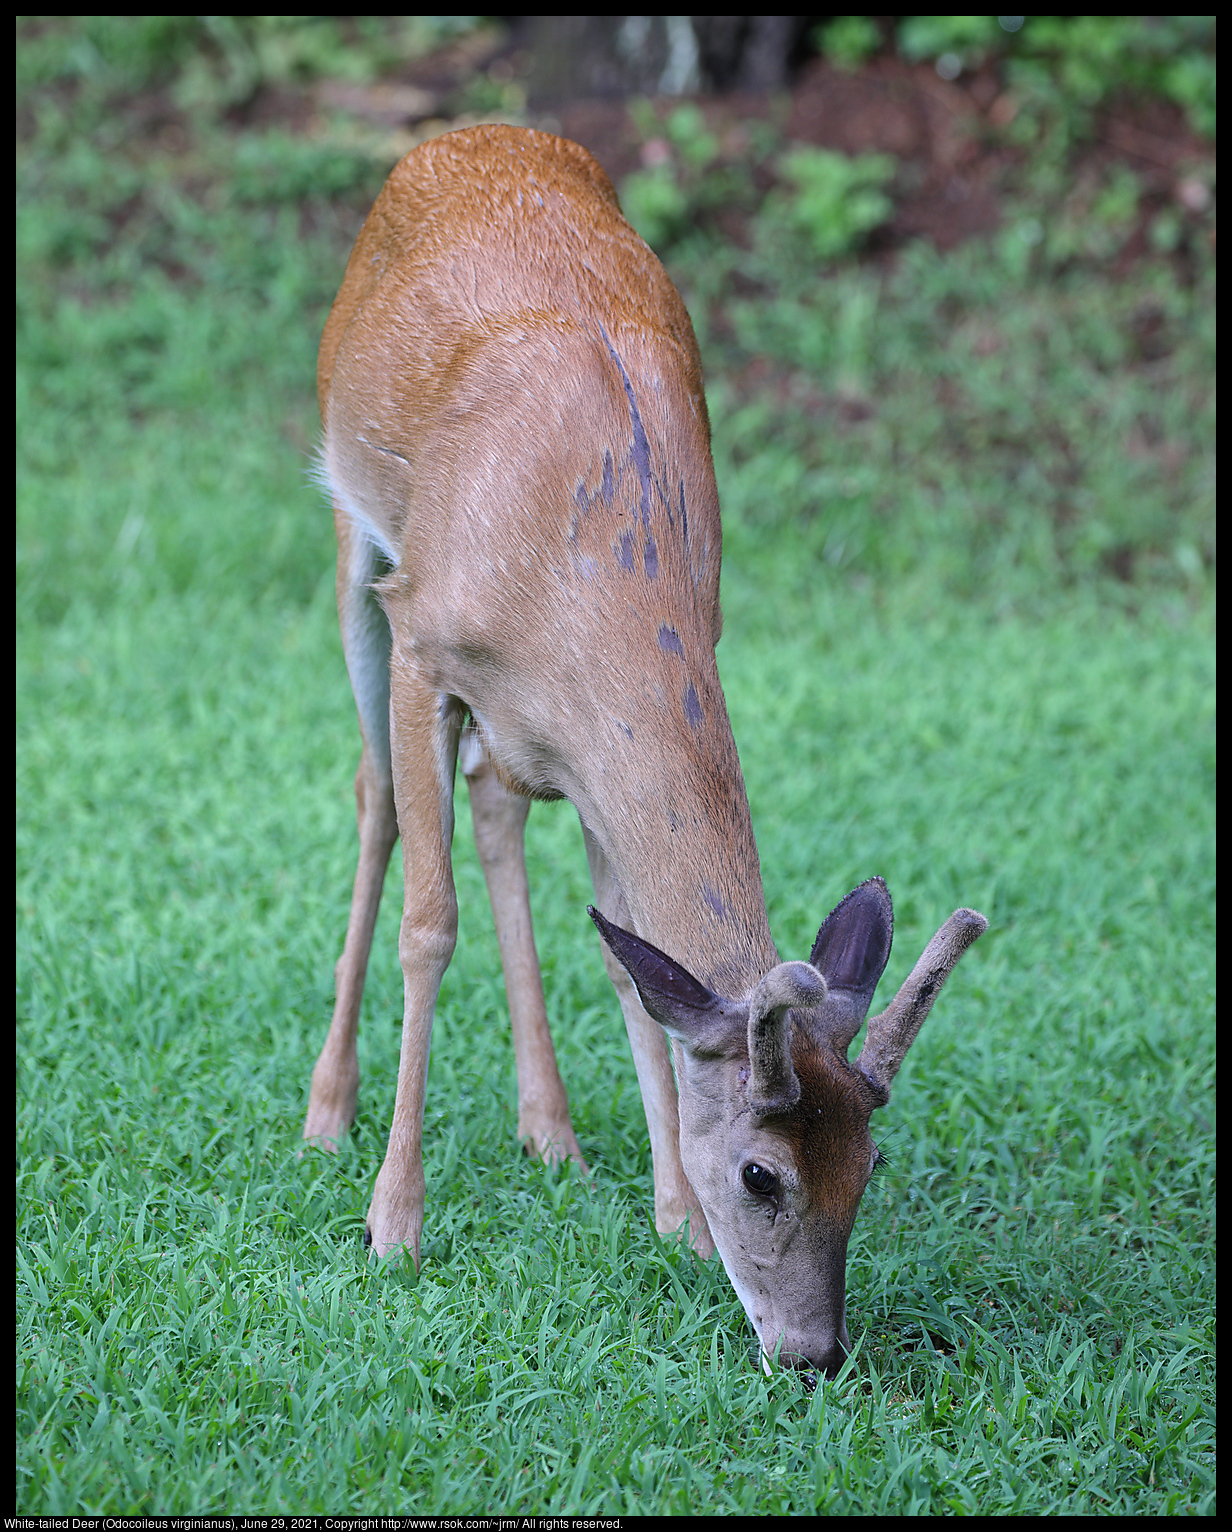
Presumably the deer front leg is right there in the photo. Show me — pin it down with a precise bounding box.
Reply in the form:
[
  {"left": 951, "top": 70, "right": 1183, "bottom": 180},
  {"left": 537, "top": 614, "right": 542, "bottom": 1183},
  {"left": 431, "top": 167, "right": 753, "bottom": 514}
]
[
  {"left": 583, "top": 826, "right": 714, "bottom": 1258},
  {"left": 303, "top": 742, "right": 398, "bottom": 1151},
  {"left": 364, "top": 670, "right": 463, "bottom": 1262},
  {"left": 460, "top": 730, "right": 588, "bottom": 1171}
]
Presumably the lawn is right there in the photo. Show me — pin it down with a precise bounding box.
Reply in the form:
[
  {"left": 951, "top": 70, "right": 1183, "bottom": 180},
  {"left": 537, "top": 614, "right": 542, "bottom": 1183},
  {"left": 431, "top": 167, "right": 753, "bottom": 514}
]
[{"left": 17, "top": 17, "right": 1214, "bottom": 1516}]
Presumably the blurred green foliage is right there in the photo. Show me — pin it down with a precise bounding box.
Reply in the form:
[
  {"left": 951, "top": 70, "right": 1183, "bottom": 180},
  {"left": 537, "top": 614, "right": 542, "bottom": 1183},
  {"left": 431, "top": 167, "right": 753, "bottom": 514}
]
[
  {"left": 16, "top": 14, "right": 1215, "bottom": 625},
  {"left": 619, "top": 101, "right": 739, "bottom": 251},
  {"left": 817, "top": 15, "right": 1216, "bottom": 141},
  {"left": 620, "top": 106, "right": 896, "bottom": 264},
  {"left": 16, "top": 15, "right": 481, "bottom": 105},
  {"left": 760, "top": 147, "right": 896, "bottom": 263},
  {"left": 814, "top": 16, "right": 884, "bottom": 71},
  {"left": 613, "top": 76, "right": 1213, "bottom": 609}
]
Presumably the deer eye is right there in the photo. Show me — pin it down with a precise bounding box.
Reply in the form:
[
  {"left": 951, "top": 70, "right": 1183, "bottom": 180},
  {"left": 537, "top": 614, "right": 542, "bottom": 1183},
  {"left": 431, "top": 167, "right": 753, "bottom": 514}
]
[{"left": 742, "top": 1162, "right": 779, "bottom": 1198}]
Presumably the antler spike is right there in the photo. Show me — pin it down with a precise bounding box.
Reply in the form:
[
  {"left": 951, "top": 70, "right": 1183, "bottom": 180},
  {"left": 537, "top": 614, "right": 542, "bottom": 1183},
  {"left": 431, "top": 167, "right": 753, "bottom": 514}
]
[
  {"left": 746, "top": 962, "right": 827, "bottom": 1117},
  {"left": 854, "top": 908, "right": 987, "bottom": 1093}
]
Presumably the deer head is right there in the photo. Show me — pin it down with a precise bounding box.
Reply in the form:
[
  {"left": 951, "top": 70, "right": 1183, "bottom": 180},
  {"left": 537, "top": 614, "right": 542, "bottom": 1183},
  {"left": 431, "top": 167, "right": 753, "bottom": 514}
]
[{"left": 591, "top": 878, "right": 986, "bottom": 1377}]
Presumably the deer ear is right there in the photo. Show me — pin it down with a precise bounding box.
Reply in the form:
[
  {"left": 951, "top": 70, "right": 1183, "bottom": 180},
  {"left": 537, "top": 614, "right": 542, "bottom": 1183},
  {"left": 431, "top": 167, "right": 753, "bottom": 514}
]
[
  {"left": 807, "top": 878, "right": 895, "bottom": 1059},
  {"left": 588, "top": 905, "right": 744, "bottom": 1051},
  {"left": 809, "top": 877, "right": 894, "bottom": 1006}
]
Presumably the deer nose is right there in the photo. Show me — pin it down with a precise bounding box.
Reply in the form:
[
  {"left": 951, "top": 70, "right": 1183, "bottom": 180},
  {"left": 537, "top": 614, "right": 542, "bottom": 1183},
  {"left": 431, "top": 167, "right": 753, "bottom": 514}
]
[
  {"left": 774, "top": 1333, "right": 849, "bottom": 1384},
  {"left": 814, "top": 1338, "right": 850, "bottom": 1380}
]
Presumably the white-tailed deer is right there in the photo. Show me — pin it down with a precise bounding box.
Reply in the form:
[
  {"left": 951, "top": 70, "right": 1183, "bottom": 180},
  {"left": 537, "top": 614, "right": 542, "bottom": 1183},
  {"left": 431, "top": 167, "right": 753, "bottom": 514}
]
[{"left": 302, "top": 124, "right": 986, "bottom": 1377}]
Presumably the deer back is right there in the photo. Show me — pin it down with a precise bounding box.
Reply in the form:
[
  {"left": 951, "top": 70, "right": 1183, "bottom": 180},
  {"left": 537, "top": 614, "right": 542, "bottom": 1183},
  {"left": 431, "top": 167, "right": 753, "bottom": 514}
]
[{"left": 316, "top": 125, "right": 776, "bottom": 994}]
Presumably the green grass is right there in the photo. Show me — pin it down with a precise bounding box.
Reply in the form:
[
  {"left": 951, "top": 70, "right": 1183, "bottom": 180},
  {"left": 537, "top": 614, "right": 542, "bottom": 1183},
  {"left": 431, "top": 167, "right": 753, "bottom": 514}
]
[
  {"left": 17, "top": 586, "right": 1214, "bottom": 1513},
  {"left": 17, "top": 19, "right": 1214, "bottom": 1517}
]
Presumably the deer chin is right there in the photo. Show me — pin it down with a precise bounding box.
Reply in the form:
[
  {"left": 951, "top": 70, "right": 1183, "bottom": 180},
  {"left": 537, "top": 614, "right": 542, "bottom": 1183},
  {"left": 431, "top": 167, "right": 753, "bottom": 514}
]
[{"left": 709, "top": 1224, "right": 852, "bottom": 1380}]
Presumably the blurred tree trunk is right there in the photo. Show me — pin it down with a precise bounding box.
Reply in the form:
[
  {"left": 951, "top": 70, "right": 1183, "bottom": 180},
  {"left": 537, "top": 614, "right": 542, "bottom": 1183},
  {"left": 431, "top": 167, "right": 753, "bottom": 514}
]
[
  {"left": 691, "top": 16, "right": 808, "bottom": 90},
  {"left": 516, "top": 16, "right": 808, "bottom": 106}
]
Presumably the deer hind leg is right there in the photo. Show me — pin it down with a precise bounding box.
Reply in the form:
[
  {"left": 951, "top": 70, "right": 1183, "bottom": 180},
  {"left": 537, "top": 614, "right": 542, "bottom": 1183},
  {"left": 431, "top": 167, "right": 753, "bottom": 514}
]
[
  {"left": 459, "top": 729, "right": 588, "bottom": 1172},
  {"left": 582, "top": 827, "right": 715, "bottom": 1257},
  {"left": 303, "top": 512, "right": 399, "bottom": 1152},
  {"left": 362, "top": 647, "right": 463, "bottom": 1260}
]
